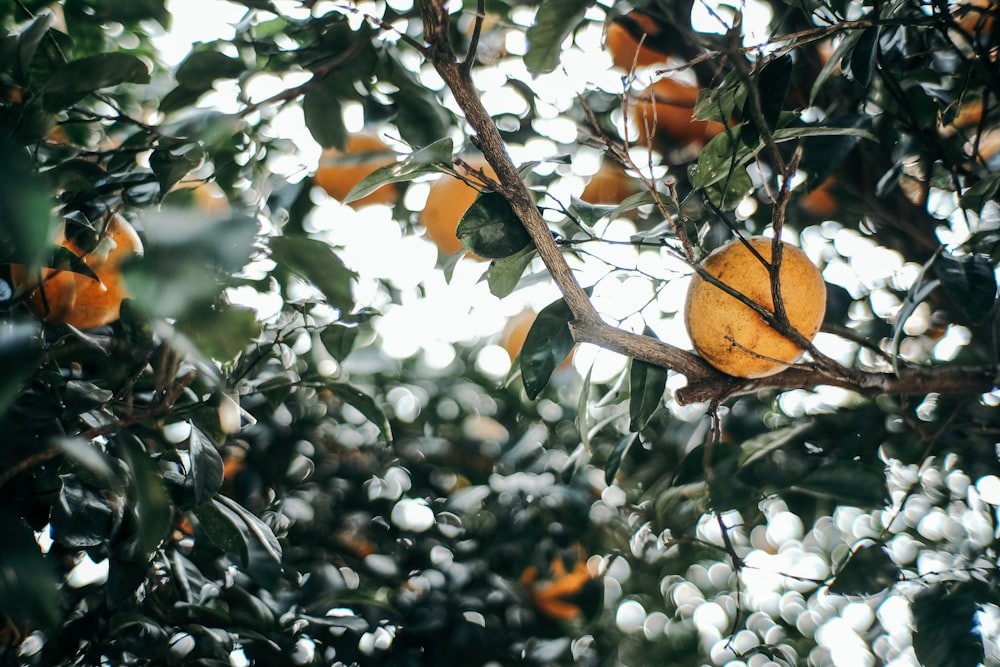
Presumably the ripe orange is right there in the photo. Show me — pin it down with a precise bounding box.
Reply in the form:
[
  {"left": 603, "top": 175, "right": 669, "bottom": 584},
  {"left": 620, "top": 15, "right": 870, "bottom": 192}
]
[
  {"left": 632, "top": 78, "right": 724, "bottom": 150},
  {"left": 799, "top": 176, "right": 839, "bottom": 218},
  {"left": 953, "top": 0, "right": 996, "bottom": 36},
  {"left": 10, "top": 212, "right": 143, "bottom": 329},
  {"left": 314, "top": 132, "right": 398, "bottom": 208},
  {"left": 684, "top": 236, "right": 826, "bottom": 378},
  {"left": 419, "top": 159, "right": 496, "bottom": 259},
  {"left": 579, "top": 160, "right": 641, "bottom": 205},
  {"left": 605, "top": 13, "right": 668, "bottom": 71}
]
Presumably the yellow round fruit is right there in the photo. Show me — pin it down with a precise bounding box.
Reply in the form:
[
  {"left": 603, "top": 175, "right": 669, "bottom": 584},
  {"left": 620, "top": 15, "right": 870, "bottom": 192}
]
[
  {"left": 684, "top": 236, "right": 826, "bottom": 378},
  {"left": 419, "top": 159, "right": 495, "bottom": 259},
  {"left": 10, "top": 212, "right": 143, "bottom": 329},
  {"left": 314, "top": 132, "right": 398, "bottom": 209}
]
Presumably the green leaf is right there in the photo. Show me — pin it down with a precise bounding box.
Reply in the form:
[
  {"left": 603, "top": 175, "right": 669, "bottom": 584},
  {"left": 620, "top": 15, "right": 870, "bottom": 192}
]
[
  {"left": 959, "top": 173, "right": 1000, "bottom": 213},
  {"left": 42, "top": 53, "right": 151, "bottom": 111},
  {"left": 320, "top": 323, "right": 359, "bottom": 362},
  {"left": 0, "top": 321, "right": 42, "bottom": 418},
  {"left": 150, "top": 142, "right": 205, "bottom": 195},
  {"left": 628, "top": 359, "right": 667, "bottom": 432},
  {"left": 56, "top": 437, "right": 118, "bottom": 488},
  {"left": 325, "top": 382, "right": 392, "bottom": 444},
  {"left": 16, "top": 12, "right": 53, "bottom": 80},
  {"left": 175, "top": 301, "right": 261, "bottom": 362},
  {"left": 50, "top": 474, "right": 116, "bottom": 548},
  {"left": 688, "top": 129, "right": 752, "bottom": 192},
  {"left": 175, "top": 50, "right": 244, "bottom": 90},
  {"left": 891, "top": 252, "right": 941, "bottom": 375},
  {"left": 456, "top": 192, "right": 533, "bottom": 259},
  {"left": 933, "top": 251, "right": 997, "bottom": 325},
  {"left": 0, "top": 512, "right": 61, "bottom": 630},
  {"left": 520, "top": 297, "right": 576, "bottom": 399},
  {"left": 343, "top": 137, "right": 453, "bottom": 204},
  {"left": 194, "top": 497, "right": 250, "bottom": 565},
  {"left": 752, "top": 54, "right": 793, "bottom": 132},
  {"left": 487, "top": 246, "right": 536, "bottom": 298},
  {"left": 846, "top": 25, "right": 879, "bottom": 88},
  {"left": 913, "top": 583, "right": 986, "bottom": 667},
  {"left": 187, "top": 426, "right": 224, "bottom": 506},
  {"left": 302, "top": 75, "right": 346, "bottom": 150},
  {"left": 605, "top": 432, "right": 637, "bottom": 487},
  {"left": 391, "top": 81, "right": 451, "bottom": 148},
  {"left": 738, "top": 421, "right": 814, "bottom": 467},
  {"left": 114, "top": 433, "right": 174, "bottom": 562},
  {"left": 792, "top": 461, "right": 889, "bottom": 508},
  {"left": 828, "top": 543, "right": 899, "bottom": 595},
  {"left": 524, "top": 0, "right": 592, "bottom": 74},
  {"left": 270, "top": 236, "right": 357, "bottom": 313}
]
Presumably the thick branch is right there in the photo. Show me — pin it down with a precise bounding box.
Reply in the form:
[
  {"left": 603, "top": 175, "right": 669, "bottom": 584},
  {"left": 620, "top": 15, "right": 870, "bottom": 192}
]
[
  {"left": 416, "top": 1, "right": 998, "bottom": 408},
  {"left": 417, "top": 0, "right": 599, "bottom": 326}
]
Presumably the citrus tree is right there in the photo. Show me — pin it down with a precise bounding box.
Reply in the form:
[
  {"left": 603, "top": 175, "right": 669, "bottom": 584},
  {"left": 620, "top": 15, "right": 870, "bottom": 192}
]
[{"left": 1, "top": 0, "right": 999, "bottom": 665}]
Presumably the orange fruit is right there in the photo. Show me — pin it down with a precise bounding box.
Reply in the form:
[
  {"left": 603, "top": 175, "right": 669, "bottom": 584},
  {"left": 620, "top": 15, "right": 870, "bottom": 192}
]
[
  {"left": 954, "top": 0, "right": 996, "bottom": 36},
  {"left": 419, "top": 159, "right": 496, "bottom": 259},
  {"left": 579, "top": 160, "right": 642, "bottom": 205},
  {"left": 314, "top": 132, "right": 398, "bottom": 208},
  {"left": 684, "top": 236, "right": 826, "bottom": 378},
  {"left": 605, "top": 13, "right": 669, "bottom": 71},
  {"left": 799, "top": 176, "right": 839, "bottom": 218},
  {"left": 10, "top": 212, "right": 143, "bottom": 329},
  {"left": 632, "top": 78, "right": 725, "bottom": 150}
]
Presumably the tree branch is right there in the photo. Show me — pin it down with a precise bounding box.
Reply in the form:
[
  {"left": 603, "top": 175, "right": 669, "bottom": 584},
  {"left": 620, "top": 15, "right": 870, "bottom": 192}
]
[{"left": 415, "top": 1, "right": 999, "bottom": 407}]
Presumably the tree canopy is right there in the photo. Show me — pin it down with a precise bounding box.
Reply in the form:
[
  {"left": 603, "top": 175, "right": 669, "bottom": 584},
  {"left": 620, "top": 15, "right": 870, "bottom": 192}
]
[{"left": 1, "top": 0, "right": 1000, "bottom": 665}]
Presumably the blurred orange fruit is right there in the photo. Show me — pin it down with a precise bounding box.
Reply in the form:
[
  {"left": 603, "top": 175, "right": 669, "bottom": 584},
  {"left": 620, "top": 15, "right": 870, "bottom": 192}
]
[
  {"left": 632, "top": 78, "right": 724, "bottom": 150},
  {"left": 579, "top": 160, "right": 642, "bottom": 205},
  {"left": 799, "top": 176, "right": 839, "bottom": 218},
  {"left": 684, "top": 236, "right": 826, "bottom": 378},
  {"left": 419, "top": 159, "right": 495, "bottom": 259},
  {"left": 314, "top": 132, "right": 398, "bottom": 208},
  {"left": 10, "top": 212, "right": 143, "bottom": 329},
  {"left": 605, "top": 13, "right": 669, "bottom": 71}
]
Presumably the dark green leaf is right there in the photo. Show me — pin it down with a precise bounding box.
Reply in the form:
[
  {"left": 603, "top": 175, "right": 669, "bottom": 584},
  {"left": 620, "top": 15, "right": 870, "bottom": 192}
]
[
  {"left": 688, "top": 129, "right": 752, "bottom": 191},
  {"left": 0, "top": 321, "right": 42, "bottom": 418},
  {"left": 798, "top": 115, "right": 870, "bottom": 188},
  {"left": 829, "top": 543, "right": 899, "bottom": 595},
  {"left": 487, "top": 246, "right": 536, "bottom": 298},
  {"left": 42, "top": 53, "right": 151, "bottom": 111},
  {"left": 524, "top": 0, "right": 592, "bottom": 74},
  {"left": 175, "top": 50, "right": 244, "bottom": 90},
  {"left": 738, "top": 421, "right": 814, "bottom": 467},
  {"left": 194, "top": 497, "right": 250, "bottom": 565},
  {"left": 114, "top": 433, "right": 174, "bottom": 562},
  {"left": 628, "top": 359, "right": 667, "bottom": 432},
  {"left": 215, "top": 494, "right": 282, "bottom": 569},
  {"left": 792, "top": 461, "right": 889, "bottom": 508},
  {"left": 187, "top": 426, "right": 224, "bottom": 506},
  {"left": 56, "top": 437, "right": 117, "bottom": 487},
  {"left": 16, "top": 13, "right": 53, "bottom": 80},
  {"left": 0, "top": 512, "right": 61, "bottom": 630},
  {"left": 456, "top": 191, "right": 533, "bottom": 259},
  {"left": 891, "top": 253, "right": 940, "bottom": 375},
  {"left": 846, "top": 25, "right": 879, "bottom": 87},
  {"left": 344, "top": 137, "right": 453, "bottom": 204},
  {"left": 933, "top": 251, "right": 997, "bottom": 325},
  {"left": 270, "top": 236, "right": 357, "bottom": 313},
  {"left": 959, "top": 173, "right": 1000, "bottom": 213},
  {"left": 324, "top": 382, "right": 392, "bottom": 444},
  {"left": 150, "top": 142, "right": 205, "bottom": 194},
  {"left": 809, "top": 33, "right": 858, "bottom": 102},
  {"left": 391, "top": 82, "right": 451, "bottom": 148},
  {"left": 521, "top": 297, "right": 576, "bottom": 399},
  {"left": 302, "top": 75, "right": 346, "bottom": 150},
  {"left": 50, "top": 474, "right": 116, "bottom": 548},
  {"left": 752, "top": 54, "right": 793, "bottom": 132},
  {"left": 175, "top": 301, "right": 261, "bottom": 362},
  {"left": 320, "top": 323, "right": 359, "bottom": 362},
  {"left": 913, "top": 583, "right": 986, "bottom": 667},
  {"left": 605, "top": 432, "right": 637, "bottom": 487}
]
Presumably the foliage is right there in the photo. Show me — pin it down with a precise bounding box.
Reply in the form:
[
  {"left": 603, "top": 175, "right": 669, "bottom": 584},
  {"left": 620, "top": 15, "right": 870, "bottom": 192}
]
[{"left": 0, "top": 0, "right": 999, "bottom": 666}]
